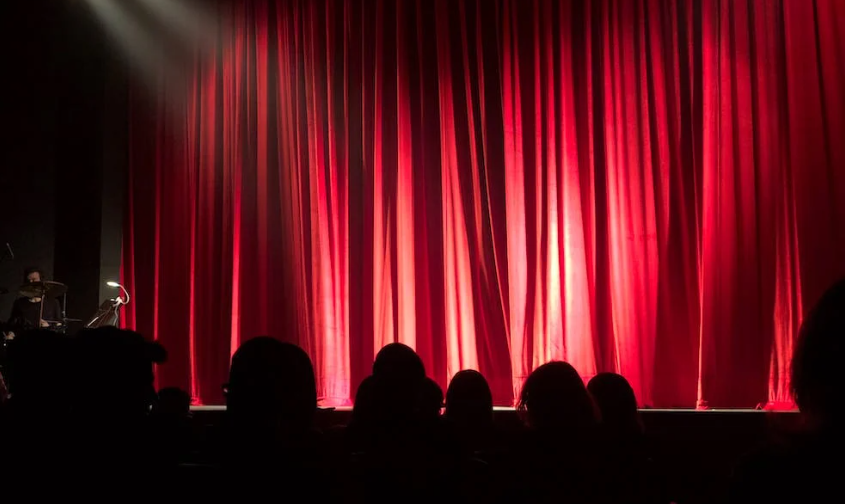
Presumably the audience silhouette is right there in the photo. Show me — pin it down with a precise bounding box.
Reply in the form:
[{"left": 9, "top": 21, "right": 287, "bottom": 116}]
[
  {"left": 0, "top": 329, "right": 75, "bottom": 485},
  {"left": 5, "top": 275, "right": 842, "bottom": 504},
  {"left": 589, "top": 372, "right": 666, "bottom": 504},
  {"left": 727, "top": 279, "right": 845, "bottom": 503},
  {"left": 444, "top": 369, "right": 494, "bottom": 455},
  {"left": 511, "top": 361, "right": 603, "bottom": 502},
  {"left": 150, "top": 386, "right": 193, "bottom": 471},
  {"left": 221, "top": 336, "right": 324, "bottom": 494}
]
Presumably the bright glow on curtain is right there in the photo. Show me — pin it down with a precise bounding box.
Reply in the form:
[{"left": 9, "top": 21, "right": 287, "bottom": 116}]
[{"left": 122, "top": 0, "right": 845, "bottom": 407}]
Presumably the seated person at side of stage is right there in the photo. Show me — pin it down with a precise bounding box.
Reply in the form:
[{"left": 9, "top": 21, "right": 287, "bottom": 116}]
[{"left": 5, "top": 267, "right": 62, "bottom": 339}]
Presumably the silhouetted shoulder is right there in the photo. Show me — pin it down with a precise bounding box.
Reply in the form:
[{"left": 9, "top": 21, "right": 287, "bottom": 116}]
[{"left": 728, "top": 432, "right": 843, "bottom": 503}]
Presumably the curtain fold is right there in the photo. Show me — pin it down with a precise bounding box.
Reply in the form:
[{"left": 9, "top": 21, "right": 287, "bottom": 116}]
[{"left": 123, "top": 0, "right": 845, "bottom": 407}]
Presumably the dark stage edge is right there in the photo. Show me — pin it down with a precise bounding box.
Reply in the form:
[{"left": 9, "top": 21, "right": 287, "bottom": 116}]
[
  {"left": 190, "top": 405, "right": 798, "bottom": 412},
  {"left": 189, "top": 406, "right": 801, "bottom": 442}
]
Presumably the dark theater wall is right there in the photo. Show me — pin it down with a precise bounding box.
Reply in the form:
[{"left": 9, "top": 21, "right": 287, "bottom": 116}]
[{"left": 0, "top": 0, "right": 126, "bottom": 327}]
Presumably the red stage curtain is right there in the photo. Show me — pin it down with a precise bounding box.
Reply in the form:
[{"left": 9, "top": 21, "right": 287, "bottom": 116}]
[{"left": 122, "top": 0, "right": 845, "bottom": 407}]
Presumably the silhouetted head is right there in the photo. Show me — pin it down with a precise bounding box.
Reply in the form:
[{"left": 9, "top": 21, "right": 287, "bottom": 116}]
[
  {"left": 227, "top": 337, "right": 317, "bottom": 435},
  {"left": 588, "top": 373, "right": 641, "bottom": 436},
  {"left": 154, "top": 387, "right": 192, "bottom": 419},
  {"left": 445, "top": 369, "right": 493, "bottom": 428},
  {"left": 518, "top": 361, "right": 597, "bottom": 433},
  {"left": 351, "top": 375, "right": 377, "bottom": 425},
  {"left": 419, "top": 377, "right": 444, "bottom": 421},
  {"left": 4, "top": 329, "right": 73, "bottom": 410},
  {"left": 372, "top": 342, "right": 425, "bottom": 380},
  {"left": 73, "top": 326, "right": 167, "bottom": 421},
  {"left": 371, "top": 343, "right": 426, "bottom": 423},
  {"left": 791, "top": 279, "right": 845, "bottom": 427}
]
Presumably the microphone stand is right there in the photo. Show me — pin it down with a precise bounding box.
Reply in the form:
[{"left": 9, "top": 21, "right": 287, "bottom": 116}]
[
  {"left": 38, "top": 287, "right": 46, "bottom": 330},
  {"left": 61, "top": 291, "right": 68, "bottom": 333}
]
